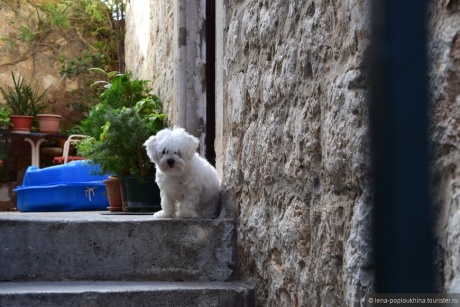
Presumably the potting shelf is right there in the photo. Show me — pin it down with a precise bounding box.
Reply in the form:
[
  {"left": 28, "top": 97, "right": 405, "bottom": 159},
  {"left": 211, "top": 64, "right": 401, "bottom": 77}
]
[{"left": 0, "top": 130, "right": 68, "bottom": 167}]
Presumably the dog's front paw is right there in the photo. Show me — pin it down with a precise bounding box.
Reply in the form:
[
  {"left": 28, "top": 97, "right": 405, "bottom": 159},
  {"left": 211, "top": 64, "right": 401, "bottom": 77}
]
[
  {"left": 153, "top": 210, "right": 174, "bottom": 219},
  {"left": 153, "top": 210, "right": 165, "bottom": 218}
]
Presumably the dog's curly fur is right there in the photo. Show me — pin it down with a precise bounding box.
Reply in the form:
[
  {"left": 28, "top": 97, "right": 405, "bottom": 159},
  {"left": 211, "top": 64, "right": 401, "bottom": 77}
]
[{"left": 144, "top": 127, "right": 221, "bottom": 219}]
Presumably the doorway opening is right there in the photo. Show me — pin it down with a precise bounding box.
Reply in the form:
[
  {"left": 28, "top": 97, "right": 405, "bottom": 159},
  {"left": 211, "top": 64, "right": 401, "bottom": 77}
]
[{"left": 205, "top": 0, "right": 216, "bottom": 166}]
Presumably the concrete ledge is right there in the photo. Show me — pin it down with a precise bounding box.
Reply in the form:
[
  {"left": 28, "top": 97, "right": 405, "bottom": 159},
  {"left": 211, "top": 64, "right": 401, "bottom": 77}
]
[
  {"left": 0, "top": 212, "right": 236, "bottom": 282},
  {"left": 0, "top": 281, "right": 255, "bottom": 307}
]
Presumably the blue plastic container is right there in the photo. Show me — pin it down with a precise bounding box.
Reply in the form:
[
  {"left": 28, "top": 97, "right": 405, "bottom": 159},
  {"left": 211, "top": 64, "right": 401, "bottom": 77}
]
[
  {"left": 15, "top": 182, "right": 108, "bottom": 212},
  {"left": 15, "top": 160, "right": 110, "bottom": 212},
  {"left": 22, "top": 160, "right": 108, "bottom": 186}
]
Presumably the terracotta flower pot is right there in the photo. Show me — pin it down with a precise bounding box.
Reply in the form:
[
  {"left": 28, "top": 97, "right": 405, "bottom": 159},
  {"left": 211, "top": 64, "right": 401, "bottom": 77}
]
[
  {"left": 9, "top": 115, "right": 33, "bottom": 133},
  {"left": 103, "top": 176, "right": 123, "bottom": 212},
  {"left": 37, "top": 114, "right": 62, "bottom": 134}
]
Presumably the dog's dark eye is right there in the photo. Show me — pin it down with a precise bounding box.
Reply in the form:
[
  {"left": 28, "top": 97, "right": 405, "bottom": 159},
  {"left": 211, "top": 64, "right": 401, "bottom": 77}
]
[
  {"left": 162, "top": 149, "right": 166, "bottom": 155},
  {"left": 176, "top": 151, "right": 182, "bottom": 157}
]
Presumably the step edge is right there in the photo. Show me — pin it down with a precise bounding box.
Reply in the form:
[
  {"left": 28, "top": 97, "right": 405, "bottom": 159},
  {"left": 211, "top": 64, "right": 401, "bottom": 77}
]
[{"left": 0, "top": 280, "right": 254, "bottom": 294}]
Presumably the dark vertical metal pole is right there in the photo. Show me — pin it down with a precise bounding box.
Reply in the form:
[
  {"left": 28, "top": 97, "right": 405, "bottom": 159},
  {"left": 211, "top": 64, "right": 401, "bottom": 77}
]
[
  {"left": 205, "top": 0, "right": 216, "bottom": 166},
  {"left": 370, "top": 0, "right": 435, "bottom": 293}
]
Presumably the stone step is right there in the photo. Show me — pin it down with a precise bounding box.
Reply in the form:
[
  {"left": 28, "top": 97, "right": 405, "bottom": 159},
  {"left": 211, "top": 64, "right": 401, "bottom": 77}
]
[
  {"left": 0, "top": 212, "right": 236, "bottom": 282},
  {"left": 0, "top": 281, "right": 255, "bottom": 307}
]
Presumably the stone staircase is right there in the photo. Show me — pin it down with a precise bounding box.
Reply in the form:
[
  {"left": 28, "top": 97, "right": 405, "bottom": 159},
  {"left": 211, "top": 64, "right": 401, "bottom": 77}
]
[{"left": 0, "top": 212, "right": 255, "bottom": 306}]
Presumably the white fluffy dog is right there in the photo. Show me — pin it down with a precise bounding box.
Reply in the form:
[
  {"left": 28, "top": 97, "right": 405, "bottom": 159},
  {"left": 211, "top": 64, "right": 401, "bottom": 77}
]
[{"left": 144, "top": 127, "right": 221, "bottom": 219}]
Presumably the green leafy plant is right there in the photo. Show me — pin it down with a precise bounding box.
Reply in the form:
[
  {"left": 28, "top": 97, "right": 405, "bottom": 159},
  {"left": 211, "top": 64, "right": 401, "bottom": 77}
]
[
  {"left": 76, "top": 71, "right": 167, "bottom": 179},
  {"left": 79, "top": 71, "right": 156, "bottom": 138},
  {"left": 44, "top": 0, "right": 126, "bottom": 74},
  {"left": 0, "top": 71, "right": 48, "bottom": 116},
  {"left": 0, "top": 0, "right": 126, "bottom": 134},
  {"left": 39, "top": 1, "right": 71, "bottom": 29},
  {"left": 78, "top": 107, "right": 162, "bottom": 178},
  {"left": 59, "top": 53, "right": 111, "bottom": 78},
  {"left": 135, "top": 96, "right": 168, "bottom": 133},
  {"left": 2, "top": 0, "right": 124, "bottom": 66},
  {"left": 0, "top": 105, "right": 11, "bottom": 129},
  {"left": 19, "top": 26, "right": 34, "bottom": 42}
]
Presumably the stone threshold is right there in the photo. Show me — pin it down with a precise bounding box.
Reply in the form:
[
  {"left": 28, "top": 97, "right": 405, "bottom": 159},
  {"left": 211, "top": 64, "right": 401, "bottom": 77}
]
[
  {"left": 0, "top": 211, "right": 158, "bottom": 222},
  {"left": 0, "top": 211, "right": 231, "bottom": 222}
]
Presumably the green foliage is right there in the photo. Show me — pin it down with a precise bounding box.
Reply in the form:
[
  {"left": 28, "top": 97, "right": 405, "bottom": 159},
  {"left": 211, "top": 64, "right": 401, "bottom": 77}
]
[
  {"left": 46, "top": 0, "right": 124, "bottom": 73},
  {"left": 59, "top": 53, "right": 111, "bottom": 77},
  {"left": 39, "top": 1, "right": 71, "bottom": 29},
  {"left": 1, "top": 37, "right": 16, "bottom": 47},
  {"left": 0, "top": 71, "right": 48, "bottom": 116},
  {"left": 79, "top": 71, "right": 155, "bottom": 138},
  {"left": 2, "top": 0, "right": 123, "bottom": 74},
  {"left": 19, "top": 26, "right": 34, "bottom": 42},
  {"left": 0, "top": 105, "right": 11, "bottom": 129},
  {"left": 99, "top": 73, "right": 150, "bottom": 108},
  {"left": 0, "top": 0, "right": 125, "bottom": 133},
  {"left": 78, "top": 107, "right": 156, "bottom": 178},
  {"left": 76, "top": 71, "right": 167, "bottom": 178},
  {"left": 135, "top": 97, "right": 168, "bottom": 134}
]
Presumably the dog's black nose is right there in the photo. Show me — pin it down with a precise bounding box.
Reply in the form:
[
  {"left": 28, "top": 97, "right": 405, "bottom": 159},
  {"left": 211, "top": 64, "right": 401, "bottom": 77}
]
[{"left": 167, "top": 158, "right": 175, "bottom": 167}]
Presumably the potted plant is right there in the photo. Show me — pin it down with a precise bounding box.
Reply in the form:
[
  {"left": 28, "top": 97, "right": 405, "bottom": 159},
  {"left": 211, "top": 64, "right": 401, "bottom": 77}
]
[
  {"left": 78, "top": 70, "right": 154, "bottom": 137},
  {"left": 78, "top": 105, "right": 166, "bottom": 212},
  {"left": 103, "top": 175, "right": 123, "bottom": 212},
  {"left": 76, "top": 72, "right": 167, "bottom": 212},
  {"left": 0, "top": 71, "right": 48, "bottom": 133},
  {"left": 37, "top": 114, "right": 62, "bottom": 134}
]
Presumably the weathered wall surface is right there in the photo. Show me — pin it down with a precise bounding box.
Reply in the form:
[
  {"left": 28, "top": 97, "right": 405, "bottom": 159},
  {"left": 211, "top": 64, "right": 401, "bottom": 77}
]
[
  {"left": 124, "top": 0, "right": 460, "bottom": 306},
  {"left": 124, "top": 1, "right": 175, "bottom": 124},
  {"left": 219, "top": 1, "right": 372, "bottom": 305},
  {"left": 125, "top": 0, "right": 176, "bottom": 127},
  {"left": 429, "top": 0, "right": 460, "bottom": 294},
  {"left": 125, "top": 0, "right": 209, "bottom": 153},
  {"left": 0, "top": 0, "right": 97, "bottom": 132}
]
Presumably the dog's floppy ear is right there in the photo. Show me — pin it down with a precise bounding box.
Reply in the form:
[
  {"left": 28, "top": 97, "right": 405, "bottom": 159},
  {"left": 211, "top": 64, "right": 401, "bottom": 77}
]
[
  {"left": 144, "top": 135, "right": 160, "bottom": 163},
  {"left": 182, "top": 134, "right": 199, "bottom": 160}
]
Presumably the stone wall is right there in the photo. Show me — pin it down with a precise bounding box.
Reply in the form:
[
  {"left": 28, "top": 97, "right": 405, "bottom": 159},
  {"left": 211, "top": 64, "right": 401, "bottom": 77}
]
[
  {"left": 0, "top": 0, "right": 99, "bottom": 132},
  {"left": 428, "top": 0, "right": 460, "bottom": 294},
  {"left": 125, "top": 0, "right": 209, "bottom": 152},
  {"left": 219, "top": 1, "right": 372, "bottom": 305},
  {"left": 124, "top": 0, "right": 460, "bottom": 306},
  {"left": 124, "top": 1, "right": 175, "bottom": 120}
]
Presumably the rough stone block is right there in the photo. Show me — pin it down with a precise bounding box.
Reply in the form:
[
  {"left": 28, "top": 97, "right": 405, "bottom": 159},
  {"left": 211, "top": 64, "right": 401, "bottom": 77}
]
[
  {"left": 0, "top": 212, "right": 236, "bottom": 282},
  {"left": 0, "top": 281, "right": 255, "bottom": 307}
]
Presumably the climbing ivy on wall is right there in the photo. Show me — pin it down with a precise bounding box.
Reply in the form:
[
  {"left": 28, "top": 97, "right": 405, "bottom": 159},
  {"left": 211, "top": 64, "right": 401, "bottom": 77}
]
[
  {"left": 0, "top": 0, "right": 125, "bottom": 74},
  {"left": 0, "top": 0, "right": 126, "bottom": 133}
]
